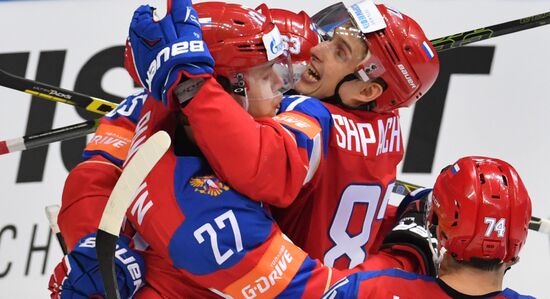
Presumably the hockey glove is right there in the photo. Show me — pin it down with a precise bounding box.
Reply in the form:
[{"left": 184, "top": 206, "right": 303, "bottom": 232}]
[
  {"left": 125, "top": 0, "right": 214, "bottom": 106},
  {"left": 48, "top": 233, "right": 145, "bottom": 299},
  {"left": 381, "top": 187, "right": 439, "bottom": 277}
]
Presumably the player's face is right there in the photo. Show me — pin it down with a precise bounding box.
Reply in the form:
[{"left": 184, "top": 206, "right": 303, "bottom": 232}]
[
  {"left": 295, "top": 27, "right": 367, "bottom": 100},
  {"left": 244, "top": 62, "right": 285, "bottom": 118}
]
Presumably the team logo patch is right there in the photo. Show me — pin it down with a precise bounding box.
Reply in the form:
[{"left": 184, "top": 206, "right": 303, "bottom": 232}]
[{"left": 189, "top": 176, "right": 230, "bottom": 196}]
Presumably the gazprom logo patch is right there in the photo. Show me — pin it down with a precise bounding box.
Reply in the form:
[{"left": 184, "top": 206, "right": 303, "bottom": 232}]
[
  {"left": 270, "top": 39, "right": 284, "bottom": 56},
  {"left": 262, "top": 26, "right": 284, "bottom": 61}
]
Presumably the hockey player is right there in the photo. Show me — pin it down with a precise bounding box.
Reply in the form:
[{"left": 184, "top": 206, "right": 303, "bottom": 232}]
[
  {"left": 54, "top": 0, "right": 315, "bottom": 254},
  {"left": 132, "top": 0, "right": 440, "bottom": 270},
  {"left": 323, "top": 156, "right": 535, "bottom": 299},
  {"left": 50, "top": 1, "right": 437, "bottom": 298},
  {"left": 50, "top": 2, "right": 334, "bottom": 298}
]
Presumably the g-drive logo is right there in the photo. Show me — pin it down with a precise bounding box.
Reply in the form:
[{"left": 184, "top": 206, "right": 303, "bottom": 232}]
[{"left": 241, "top": 246, "right": 294, "bottom": 299}]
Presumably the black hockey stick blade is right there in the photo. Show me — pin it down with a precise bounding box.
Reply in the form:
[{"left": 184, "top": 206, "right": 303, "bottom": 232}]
[
  {"left": 96, "top": 229, "right": 120, "bottom": 299},
  {"left": 0, "top": 119, "right": 98, "bottom": 155},
  {"left": 393, "top": 180, "right": 549, "bottom": 235},
  {"left": 97, "top": 131, "right": 171, "bottom": 299},
  {"left": 0, "top": 68, "right": 119, "bottom": 115}
]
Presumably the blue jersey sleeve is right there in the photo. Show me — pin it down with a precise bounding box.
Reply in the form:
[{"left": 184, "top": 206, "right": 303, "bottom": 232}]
[
  {"left": 276, "top": 95, "right": 333, "bottom": 184},
  {"left": 82, "top": 90, "right": 148, "bottom": 166}
]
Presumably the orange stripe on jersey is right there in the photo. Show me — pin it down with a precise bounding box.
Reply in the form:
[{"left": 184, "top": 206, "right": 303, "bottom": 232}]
[
  {"left": 223, "top": 233, "right": 307, "bottom": 299},
  {"left": 84, "top": 124, "right": 134, "bottom": 161},
  {"left": 273, "top": 111, "right": 321, "bottom": 139}
]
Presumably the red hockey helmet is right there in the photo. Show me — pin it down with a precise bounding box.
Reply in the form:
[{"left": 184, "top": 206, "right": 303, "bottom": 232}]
[
  {"left": 194, "top": 2, "right": 292, "bottom": 107},
  {"left": 256, "top": 4, "right": 320, "bottom": 63},
  {"left": 256, "top": 3, "right": 321, "bottom": 83},
  {"left": 432, "top": 156, "right": 532, "bottom": 263},
  {"left": 312, "top": 1, "right": 439, "bottom": 112}
]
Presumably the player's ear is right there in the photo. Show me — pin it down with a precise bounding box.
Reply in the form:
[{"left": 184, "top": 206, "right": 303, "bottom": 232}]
[
  {"left": 357, "top": 80, "right": 383, "bottom": 104},
  {"left": 508, "top": 256, "right": 520, "bottom": 267},
  {"left": 339, "top": 80, "right": 383, "bottom": 107}
]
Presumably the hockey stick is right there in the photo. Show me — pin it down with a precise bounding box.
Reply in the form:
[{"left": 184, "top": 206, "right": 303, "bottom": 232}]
[
  {"left": 1, "top": 10, "right": 548, "bottom": 154},
  {"left": 45, "top": 205, "right": 68, "bottom": 255},
  {"left": 312, "top": 4, "right": 550, "bottom": 52},
  {"left": 0, "top": 69, "right": 119, "bottom": 115},
  {"left": 0, "top": 119, "right": 98, "bottom": 155},
  {"left": 431, "top": 11, "right": 550, "bottom": 52},
  {"left": 96, "top": 131, "right": 171, "bottom": 299},
  {"left": 392, "top": 180, "right": 550, "bottom": 235}
]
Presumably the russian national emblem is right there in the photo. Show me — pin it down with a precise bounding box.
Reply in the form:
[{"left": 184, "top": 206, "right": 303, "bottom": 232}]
[{"left": 189, "top": 175, "right": 230, "bottom": 196}]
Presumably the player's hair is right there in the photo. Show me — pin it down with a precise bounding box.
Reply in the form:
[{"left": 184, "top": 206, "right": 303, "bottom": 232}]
[{"left": 450, "top": 256, "right": 504, "bottom": 272}]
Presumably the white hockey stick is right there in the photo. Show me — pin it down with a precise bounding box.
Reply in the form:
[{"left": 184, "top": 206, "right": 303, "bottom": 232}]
[
  {"left": 96, "top": 131, "right": 171, "bottom": 299},
  {"left": 45, "top": 204, "right": 68, "bottom": 255}
]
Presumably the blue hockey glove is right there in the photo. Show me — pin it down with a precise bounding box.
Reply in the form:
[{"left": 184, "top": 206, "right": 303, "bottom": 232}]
[
  {"left": 48, "top": 233, "right": 145, "bottom": 299},
  {"left": 381, "top": 187, "right": 439, "bottom": 277},
  {"left": 125, "top": 0, "right": 214, "bottom": 106}
]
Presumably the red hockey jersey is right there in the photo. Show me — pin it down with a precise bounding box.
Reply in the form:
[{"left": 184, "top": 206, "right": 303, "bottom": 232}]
[{"left": 183, "top": 78, "right": 404, "bottom": 269}]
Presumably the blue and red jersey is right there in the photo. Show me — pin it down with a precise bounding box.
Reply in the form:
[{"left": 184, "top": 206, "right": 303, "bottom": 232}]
[
  {"left": 60, "top": 90, "right": 345, "bottom": 298},
  {"left": 126, "top": 141, "right": 343, "bottom": 298},
  {"left": 58, "top": 91, "right": 146, "bottom": 250},
  {"left": 58, "top": 83, "right": 419, "bottom": 298},
  {"left": 322, "top": 269, "right": 535, "bottom": 299},
  {"left": 183, "top": 77, "right": 404, "bottom": 269}
]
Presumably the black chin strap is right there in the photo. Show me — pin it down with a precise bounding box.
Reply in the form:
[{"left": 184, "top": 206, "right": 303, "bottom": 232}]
[{"left": 321, "top": 73, "right": 376, "bottom": 111}]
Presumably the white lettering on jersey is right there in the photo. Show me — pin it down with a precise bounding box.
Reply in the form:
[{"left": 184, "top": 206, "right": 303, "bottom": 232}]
[
  {"left": 125, "top": 110, "right": 151, "bottom": 166},
  {"left": 273, "top": 114, "right": 312, "bottom": 129},
  {"left": 130, "top": 182, "right": 153, "bottom": 226},
  {"left": 376, "top": 116, "right": 401, "bottom": 155},
  {"left": 241, "top": 246, "right": 294, "bottom": 299},
  {"left": 333, "top": 115, "right": 376, "bottom": 156},
  {"left": 89, "top": 135, "right": 128, "bottom": 149},
  {"left": 332, "top": 114, "right": 400, "bottom": 156}
]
